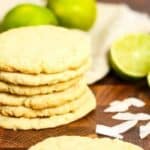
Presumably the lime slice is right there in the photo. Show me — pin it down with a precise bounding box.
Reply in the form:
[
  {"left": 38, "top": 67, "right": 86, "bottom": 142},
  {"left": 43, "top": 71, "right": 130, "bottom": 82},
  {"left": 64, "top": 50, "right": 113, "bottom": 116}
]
[
  {"left": 47, "top": 0, "right": 97, "bottom": 31},
  {"left": 110, "top": 33, "right": 150, "bottom": 79},
  {"left": 147, "top": 73, "right": 150, "bottom": 86},
  {"left": 2, "top": 3, "right": 58, "bottom": 31}
]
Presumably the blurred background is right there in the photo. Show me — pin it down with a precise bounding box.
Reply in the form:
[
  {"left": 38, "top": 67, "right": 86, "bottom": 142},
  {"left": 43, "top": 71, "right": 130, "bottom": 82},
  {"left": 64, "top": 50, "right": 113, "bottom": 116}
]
[
  {"left": 101, "top": 0, "right": 150, "bottom": 13},
  {"left": 0, "top": 0, "right": 149, "bottom": 84}
]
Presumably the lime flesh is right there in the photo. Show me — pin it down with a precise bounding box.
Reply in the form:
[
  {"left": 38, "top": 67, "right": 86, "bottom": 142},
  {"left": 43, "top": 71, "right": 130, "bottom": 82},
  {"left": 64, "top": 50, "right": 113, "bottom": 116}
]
[
  {"left": 147, "top": 73, "right": 150, "bottom": 86},
  {"left": 47, "top": 0, "right": 97, "bottom": 31},
  {"left": 2, "top": 3, "right": 58, "bottom": 31},
  {"left": 110, "top": 33, "right": 150, "bottom": 79}
]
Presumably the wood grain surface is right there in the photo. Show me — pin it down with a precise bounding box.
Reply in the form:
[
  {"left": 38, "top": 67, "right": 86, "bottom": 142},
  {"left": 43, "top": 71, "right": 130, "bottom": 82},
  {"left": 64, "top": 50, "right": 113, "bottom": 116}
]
[
  {"left": 0, "top": 0, "right": 150, "bottom": 149},
  {"left": 0, "top": 73, "right": 149, "bottom": 150}
]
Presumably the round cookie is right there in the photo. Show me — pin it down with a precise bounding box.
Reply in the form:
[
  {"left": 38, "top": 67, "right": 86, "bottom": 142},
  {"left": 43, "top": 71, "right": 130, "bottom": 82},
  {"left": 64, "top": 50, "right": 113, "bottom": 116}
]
[
  {"left": 29, "top": 136, "right": 143, "bottom": 150},
  {"left": 0, "top": 87, "right": 88, "bottom": 118},
  {"left": 0, "top": 25, "right": 90, "bottom": 74},
  {"left": 0, "top": 88, "right": 96, "bottom": 130},
  {"left": 0, "top": 79, "right": 86, "bottom": 109},
  {"left": 0, "top": 77, "right": 81, "bottom": 96},
  {"left": 0, "top": 61, "right": 90, "bottom": 86}
]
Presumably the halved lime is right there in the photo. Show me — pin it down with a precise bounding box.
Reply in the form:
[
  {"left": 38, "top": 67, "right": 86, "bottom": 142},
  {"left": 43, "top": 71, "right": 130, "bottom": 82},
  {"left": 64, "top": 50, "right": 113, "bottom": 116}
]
[
  {"left": 147, "top": 73, "right": 150, "bottom": 86},
  {"left": 2, "top": 3, "right": 58, "bottom": 31},
  {"left": 110, "top": 33, "right": 150, "bottom": 79}
]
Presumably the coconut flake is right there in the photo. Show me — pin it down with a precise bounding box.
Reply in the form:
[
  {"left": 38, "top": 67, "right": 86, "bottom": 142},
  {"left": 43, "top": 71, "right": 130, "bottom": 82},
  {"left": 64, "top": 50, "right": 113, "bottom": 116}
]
[
  {"left": 112, "top": 120, "right": 138, "bottom": 133},
  {"left": 140, "top": 122, "right": 150, "bottom": 139},
  {"left": 96, "top": 124, "right": 123, "bottom": 139},
  {"left": 124, "top": 97, "right": 145, "bottom": 107},
  {"left": 113, "top": 112, "right": 150, "bottom": 121},
  {"left": 104, "top": 97, "right": 145, "bottom": 112},
  {"left": 110, "top": 100, "right": 122, "bottom": 106},
  {"left": 104, "top": 103, "right": 129, "bottom": 112},
  {"left": 96, "top": 120, "right": 137, "bottom": 139}
]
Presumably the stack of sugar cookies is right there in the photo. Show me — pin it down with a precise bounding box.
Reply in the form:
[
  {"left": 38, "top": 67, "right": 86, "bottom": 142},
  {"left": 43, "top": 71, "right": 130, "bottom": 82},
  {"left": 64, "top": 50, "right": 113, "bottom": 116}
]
[{"left": 0, "top": 25, "right": 96, "bottom": 130}]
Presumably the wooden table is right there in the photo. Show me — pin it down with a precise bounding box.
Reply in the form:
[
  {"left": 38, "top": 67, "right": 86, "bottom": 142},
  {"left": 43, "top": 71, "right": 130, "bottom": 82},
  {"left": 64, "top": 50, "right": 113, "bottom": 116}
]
[
  {"left": 0, "top": 73, "right": 150, "bottom": 150},
  {"left": 0, "top": 0, "right": 150, "bottom": 149}
]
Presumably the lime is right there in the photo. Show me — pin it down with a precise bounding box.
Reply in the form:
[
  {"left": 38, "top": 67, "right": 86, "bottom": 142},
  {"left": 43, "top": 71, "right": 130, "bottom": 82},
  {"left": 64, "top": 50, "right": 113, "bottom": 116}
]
[
  {"left": 110, "top": 33, "right": 150, "bottom": 79},
  {"left": 147, "top": 73, "right": 150, "bottom": 86},
  {"left": 0, "top": 22, "right": 3, "bottom": 32},
  {"left": 2, "top": 3, "right": 58, "bottom": 31},
  {"left": 47, "top": 0, "right": 97, "bottom": 31}
]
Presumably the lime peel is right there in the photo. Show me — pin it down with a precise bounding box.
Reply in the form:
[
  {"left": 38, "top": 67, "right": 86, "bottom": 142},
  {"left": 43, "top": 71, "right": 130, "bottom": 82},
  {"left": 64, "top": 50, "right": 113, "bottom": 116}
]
[
  {"left": 2, "top": 3, "right": 58, "bottom": 31},
  {"left": 110, "top": 33, "right": 150, "bottom": 79}
]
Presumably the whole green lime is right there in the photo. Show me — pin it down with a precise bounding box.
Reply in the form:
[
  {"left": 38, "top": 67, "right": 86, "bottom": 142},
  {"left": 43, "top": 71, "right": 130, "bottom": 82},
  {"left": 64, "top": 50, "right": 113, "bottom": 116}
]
[
  {"left": 2, "top": 3, "right": 58, "bottom": 31},
  {"left": 47, "top": 0, "right": 97, "bottom": 31}
]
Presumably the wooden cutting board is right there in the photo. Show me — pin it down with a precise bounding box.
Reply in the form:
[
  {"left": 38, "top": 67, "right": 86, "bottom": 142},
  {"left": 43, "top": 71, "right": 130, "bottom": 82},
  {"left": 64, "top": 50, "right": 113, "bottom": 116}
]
[
  {"left": 0, "top": 0, "right": 150, "bottom": 149},
  {"left": 0, "top": 74, "right": 149, "bottom": 150}
]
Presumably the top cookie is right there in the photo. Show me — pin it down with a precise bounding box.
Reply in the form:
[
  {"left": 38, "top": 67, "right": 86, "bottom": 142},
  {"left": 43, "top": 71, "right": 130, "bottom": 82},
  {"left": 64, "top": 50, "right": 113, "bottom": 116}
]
[
  {"left": 0, "top": 25, "right": 90, "bottom": 74},
  {"left": 29, "top": 136, "right": 143, "bottom": 150}
]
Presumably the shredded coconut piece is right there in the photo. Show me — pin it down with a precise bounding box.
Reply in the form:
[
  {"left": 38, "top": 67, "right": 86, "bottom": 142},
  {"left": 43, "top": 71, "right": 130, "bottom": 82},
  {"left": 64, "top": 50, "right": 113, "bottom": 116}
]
[
  {"left": 113, "top": 113, "right": 150, "bottom": 121},
  {"left": 104, "top": 103, "right": 129, "bottom": 112},
  {"left": 110, "top": 100, "right": 122, "bottom": 106},
  {"left": 112, "top": 120, "right": 138, "bottom": 133},
  {"left": 96, "top": 120, "right": 137, "bottom": 139},
  {"left": 96, "top": 125, "right": 123, "bottom": 139},
  {"left": 123, "top": 97, "right": 145, "bottom": 107},
  {"left": 104, "top": 97, "right": 145, "bottom": 112},
  {"left": 140, "top": 122, "right": 150, "bottom": 139}
]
